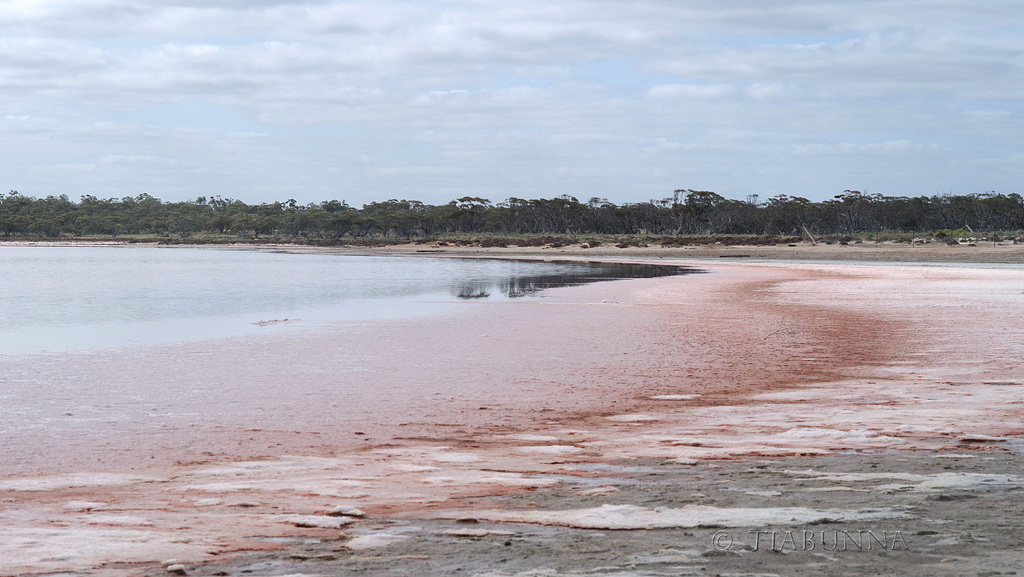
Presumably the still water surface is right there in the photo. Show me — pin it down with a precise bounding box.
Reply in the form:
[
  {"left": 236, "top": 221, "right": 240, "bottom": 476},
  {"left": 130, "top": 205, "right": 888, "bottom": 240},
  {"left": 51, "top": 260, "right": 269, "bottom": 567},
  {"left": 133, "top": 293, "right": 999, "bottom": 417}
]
[{"left": 0, "top": 246, "right": 687, "bottom": 355}]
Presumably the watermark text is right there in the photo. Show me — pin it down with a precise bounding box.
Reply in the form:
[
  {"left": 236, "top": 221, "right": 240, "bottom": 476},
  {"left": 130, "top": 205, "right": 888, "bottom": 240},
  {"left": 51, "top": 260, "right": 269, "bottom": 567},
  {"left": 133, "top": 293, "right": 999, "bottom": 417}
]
[{"left": 711, "top": 529, "right": 909, "bottom": 552}]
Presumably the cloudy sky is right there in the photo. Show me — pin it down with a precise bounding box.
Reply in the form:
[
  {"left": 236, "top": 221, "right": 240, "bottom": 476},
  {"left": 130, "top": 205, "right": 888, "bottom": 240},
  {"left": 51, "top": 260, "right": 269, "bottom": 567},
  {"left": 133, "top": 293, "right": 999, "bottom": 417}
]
[{"left": 1, "top": 1, "right": 1022, "bottom": 207}]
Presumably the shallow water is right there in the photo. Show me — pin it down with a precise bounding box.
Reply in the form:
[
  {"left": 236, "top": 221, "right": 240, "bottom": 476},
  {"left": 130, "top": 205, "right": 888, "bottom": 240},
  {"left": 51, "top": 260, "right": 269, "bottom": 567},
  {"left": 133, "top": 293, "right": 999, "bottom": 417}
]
[{"left": 0, "top": 246, "right": 687, "bottom": 354}]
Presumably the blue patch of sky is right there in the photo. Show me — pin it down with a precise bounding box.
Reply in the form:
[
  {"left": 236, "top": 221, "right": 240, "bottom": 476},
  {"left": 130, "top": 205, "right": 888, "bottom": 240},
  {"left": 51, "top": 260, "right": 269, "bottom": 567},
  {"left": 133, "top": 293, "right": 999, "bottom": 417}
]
[
  {"left": 571, "top": 60, "right": 680, "bottom": 91},
  {"left": 966, "top": 96, "right": 1024, "bottom": 114}
]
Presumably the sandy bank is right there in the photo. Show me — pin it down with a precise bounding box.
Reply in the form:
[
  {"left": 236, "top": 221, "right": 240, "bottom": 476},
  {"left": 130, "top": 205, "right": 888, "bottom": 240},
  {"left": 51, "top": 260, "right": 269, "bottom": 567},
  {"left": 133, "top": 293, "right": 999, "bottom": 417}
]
[
  {"left": 308, "top": 237, "right": 1024, "bottom": 264},
  {"left": 1, "top": 255, "right": 1022, "bottom": 576},
  {"left": 7, "top": 237, "right": 1024, "bottom": 264}
]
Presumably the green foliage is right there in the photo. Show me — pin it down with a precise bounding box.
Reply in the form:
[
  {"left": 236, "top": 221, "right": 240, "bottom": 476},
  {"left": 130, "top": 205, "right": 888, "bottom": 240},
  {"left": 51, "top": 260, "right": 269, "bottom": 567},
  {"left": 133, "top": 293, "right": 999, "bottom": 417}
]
[{"left": 2, "top": 189, "right": 1024, "bottom": 242}]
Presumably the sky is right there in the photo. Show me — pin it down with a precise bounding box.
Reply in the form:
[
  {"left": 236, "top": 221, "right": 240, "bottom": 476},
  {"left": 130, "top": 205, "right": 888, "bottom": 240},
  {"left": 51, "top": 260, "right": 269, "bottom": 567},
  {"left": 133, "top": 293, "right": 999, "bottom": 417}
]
[{"left": 1, "top": 0, "right": 1022, "bottom": 207}]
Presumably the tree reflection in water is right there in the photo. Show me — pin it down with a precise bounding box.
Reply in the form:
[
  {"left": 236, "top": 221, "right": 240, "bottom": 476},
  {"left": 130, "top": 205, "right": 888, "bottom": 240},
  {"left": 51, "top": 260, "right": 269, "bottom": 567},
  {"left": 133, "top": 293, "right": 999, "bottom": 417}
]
[{"left": 452, "top": 261, "right": 700, "bottom": 300}]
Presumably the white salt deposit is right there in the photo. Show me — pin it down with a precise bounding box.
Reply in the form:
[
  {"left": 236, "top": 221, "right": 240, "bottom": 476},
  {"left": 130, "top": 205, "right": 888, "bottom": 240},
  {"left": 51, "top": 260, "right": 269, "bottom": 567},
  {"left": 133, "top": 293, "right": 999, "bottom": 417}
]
[
  {"left": 497, "top": 434, "right": 561, "bottom": 442},
  {"left": 787, "top": 470, "right": 1024, "bottom": 493},
  {"left": 959, "top": 434, "right": 1009, "bottom": 442},
  {"left": 194, "top": 457, "right": 351, "bottom": 475},
  {"left": 0, "top": 526, "right": 211, "bottom": 574},
  {"left": 439, "top": 503, "right": 906, "bottom": 530},
  {"left": 276, "top": 515, "right": 355, "bottom": 529},
  {"left": 80, "top": 515, "right": 154, "bottom": 526},
  {"left": 431, "top": 453, "right": 483, "bottom": 463},
  {"left": 443, "top": 528, "right": 517, "bottom": 537},
  {"left": 0, "top": 473, "right": 158, "bottom": 492},
  {"left": 180, "top": 477, "right": 367, "bottom": 495},
  {"left": 421, "top": 472, "right": 559, "bottom": 487},
  {"left": 785, "top": 470, "right": 924, "bottom": 482},
  {"left": 516, "top": 445, "right": 584, "bottom": 454},
  {"left": 178, "top": 482, "right": 260, "bottom": 493},
  {"left": 326, "top": 505, "right": 366, "bottom": 517},
  {"left": 63, "top": 501, "right": 110, "bottom": 511},
  {"left": 904, "top": 473, "right": 1023, "bottom": 493},
  {"left": 390, "top": 464, "right": 442, "bottom": 472},
  {"left": 344, "top": 533, "right": 410, "bottom": 550},
  {"left": 895, "top": 424, "right": 958, "bottom": 433},
  {"left": 576, "top": 486, "right": 620, "bottom": 496},
  {"left": 774, "top": 427, "right": 905, "bottom": 446},
  {"left": 649, "top": 394, "right": 701, "bottom": 401},
  {"left": 193, "top": 499, "right": 223, "bottom": 507}
]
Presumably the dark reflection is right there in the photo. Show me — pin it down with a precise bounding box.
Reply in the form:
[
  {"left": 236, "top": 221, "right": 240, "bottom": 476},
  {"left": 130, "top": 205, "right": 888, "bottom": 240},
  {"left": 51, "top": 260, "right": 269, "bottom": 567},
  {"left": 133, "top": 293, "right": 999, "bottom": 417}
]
[
  {"left": 451, "top": 261, "right": 701, "bottom": 300},
  {"left": 454, "top": 283, "right": 492, "bottom": 299}
]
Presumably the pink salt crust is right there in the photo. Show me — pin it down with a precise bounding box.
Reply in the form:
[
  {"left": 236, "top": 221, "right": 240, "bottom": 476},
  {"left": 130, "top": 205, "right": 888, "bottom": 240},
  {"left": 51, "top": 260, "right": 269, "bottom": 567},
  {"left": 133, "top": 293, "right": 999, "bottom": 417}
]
[{"left": 1, "top": 261, "right": 1022, "bottom": 574}]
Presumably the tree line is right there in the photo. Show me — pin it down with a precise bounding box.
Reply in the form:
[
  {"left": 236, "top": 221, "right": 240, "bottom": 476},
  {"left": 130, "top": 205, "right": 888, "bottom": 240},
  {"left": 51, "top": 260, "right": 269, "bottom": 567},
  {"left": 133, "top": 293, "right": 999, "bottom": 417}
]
[{"left": 1, "top": 189, "right": 1023, "bottom": 242}]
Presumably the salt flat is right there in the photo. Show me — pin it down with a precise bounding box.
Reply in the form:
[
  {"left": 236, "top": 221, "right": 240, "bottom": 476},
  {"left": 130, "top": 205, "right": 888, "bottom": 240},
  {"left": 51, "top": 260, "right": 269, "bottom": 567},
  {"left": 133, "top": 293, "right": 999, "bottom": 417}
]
[{"left": 1, "top": 249, "right": 1022, "bottom": 576}]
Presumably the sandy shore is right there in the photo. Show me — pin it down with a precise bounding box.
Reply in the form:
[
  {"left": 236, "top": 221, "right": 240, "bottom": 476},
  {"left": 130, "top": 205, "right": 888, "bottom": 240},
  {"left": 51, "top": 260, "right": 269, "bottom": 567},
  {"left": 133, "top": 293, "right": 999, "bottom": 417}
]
[
  {"left": 1, "top": 244, "right": 1022, "bottom": 576},
  {"left": 334, "top": 236, "right": 1024, "bottom": 263}
]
